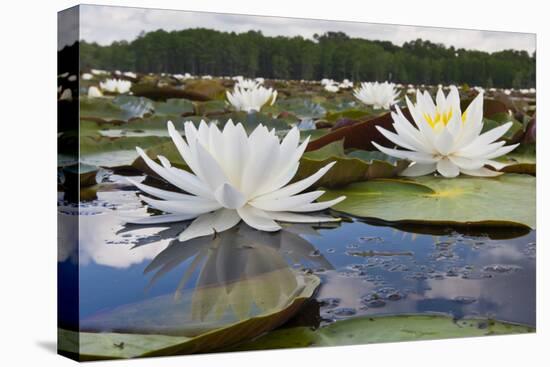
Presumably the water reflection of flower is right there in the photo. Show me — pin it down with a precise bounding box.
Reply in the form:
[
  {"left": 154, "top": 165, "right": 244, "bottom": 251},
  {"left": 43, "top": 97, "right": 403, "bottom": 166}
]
[{"left": 140, "top": 222, "right": 336, "bottom": 321}]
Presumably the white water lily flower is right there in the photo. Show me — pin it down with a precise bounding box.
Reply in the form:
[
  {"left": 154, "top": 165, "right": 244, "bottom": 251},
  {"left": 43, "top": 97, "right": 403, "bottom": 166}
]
[
  {"left": 339, "top": 79, "right": 353, "bottom": 89},
  {"left": 255, "top": 77, "right": 265, "bottom": 84},
  {"left": 81, "top": 73, "right": 93, "bottom": 80},
  {"left": 321, "top": 78, "right": 335, "bottom": 86},
  {"left": 354, "top": 81, "right": 400, "bottom": 109},
  {"left": 123, "top": 71, "right": 137, "bottom": 79},
  {"left": 236, "top": 78, "right": 261, "bottom": 90},
  {"left": 202, "top": 75, "right": 213, "bottom": 80},
  {"left": 99, "top": 78, "right": 132, "bottom": 94},
  {"left": 372, "top": 86, "right": 519, "bottom": 178},
  {"left": 126, "top": 120, "right": 346, "bottom": 242},
  {"left": 87, "top": 86, "right": 103, "bottom": 98},
  {"left": 91, "top": 69, "right": 107, "bottom": 76},
  {"left": 226, "top": 85, "right": 278, "bottom": 112},
  {"left": 324, "top": 84, "right": 339, "bottom": 93}
]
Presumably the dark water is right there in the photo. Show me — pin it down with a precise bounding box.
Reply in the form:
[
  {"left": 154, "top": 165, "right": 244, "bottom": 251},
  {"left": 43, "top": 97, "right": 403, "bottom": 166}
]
[{"left": 58, "top": 180, "right": 536, "bottom": 336}]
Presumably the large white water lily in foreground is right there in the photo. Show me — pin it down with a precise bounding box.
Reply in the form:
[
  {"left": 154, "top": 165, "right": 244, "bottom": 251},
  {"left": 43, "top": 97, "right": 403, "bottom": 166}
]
[
  {"left": 126, "top": 120, "right": 346, "bottom": 242},
  {"left": 99, "top": 78, "right": 132, "bottom": 94},
  {"left": 226, "top": 85, "right": 277, "bottom": 112},
  {"left": 373, "top": 86, "right": 519, "bottom": 177},
  {"left": 354, "top": 81, "right": 399, "bottom": 109}
]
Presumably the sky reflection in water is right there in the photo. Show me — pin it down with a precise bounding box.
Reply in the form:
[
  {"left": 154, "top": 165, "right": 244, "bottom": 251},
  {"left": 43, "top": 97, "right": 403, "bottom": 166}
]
[{"left": 58, "top": 189, "right": 535, "bottom": 335}]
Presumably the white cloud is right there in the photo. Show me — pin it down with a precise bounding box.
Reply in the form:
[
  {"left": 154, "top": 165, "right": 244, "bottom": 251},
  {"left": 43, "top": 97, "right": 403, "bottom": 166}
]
[{"left": 79, "top": 4, "right": 535, "bottom": 53}]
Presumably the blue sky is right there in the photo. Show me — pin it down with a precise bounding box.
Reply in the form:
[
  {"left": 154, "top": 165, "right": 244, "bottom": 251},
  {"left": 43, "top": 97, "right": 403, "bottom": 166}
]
[{"left": 78, "top": 4, "right": 535, "bottom": 54}]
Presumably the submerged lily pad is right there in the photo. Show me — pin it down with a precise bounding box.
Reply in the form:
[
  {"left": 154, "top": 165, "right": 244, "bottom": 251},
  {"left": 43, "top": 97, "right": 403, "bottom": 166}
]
[
  {"left": 231, "top": 314, "right": 534, "bottom": 351},
  {"left": 321, "top": 174, "right": 535, "bottom": 228},
  {"left": 80, "top": 135, "right": 168, "bottom": 167},
  {"left": 296, "top": 141, "right": 408, "bottom": 188},
  {"left": 58, "top": 273, "right": 320, "bottom": 360},
  {"left": 80, "top": 96, "right": 154, "bottom": 122}
]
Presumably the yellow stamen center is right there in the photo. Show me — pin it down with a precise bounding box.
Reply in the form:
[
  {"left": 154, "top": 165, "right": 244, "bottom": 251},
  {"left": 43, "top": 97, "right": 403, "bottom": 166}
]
[{"left": 423, "top": 108, "right": 467, "bottom": 129}]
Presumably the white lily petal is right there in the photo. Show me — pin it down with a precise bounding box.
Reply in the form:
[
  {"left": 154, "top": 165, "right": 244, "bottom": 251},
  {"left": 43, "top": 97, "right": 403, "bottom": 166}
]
[
  {"left": 178, "top": 209, "right": 242, "bottom": 242},
  {"left": 372, "top": 142, "right": 436, "bottom": 163},
  {"left": 193, "top": 141, "right": 228, "bottom": 191},
  {"left": 237, "top": 205, "right": 281, "bottom": 232},
  {"left": 122, "top": 213, "right": 197, "bottom": 225},
  {"left": 376, "top": 125, "right": 417, "bottom": 151},
  {"left": 266, "top": 211, "right": 340, "bottom": 223},
  {"left": 436, "top": 158, "right": 460, "bottom": 178},
  {"left": 400, "top": 163, "right": 437, "bottom": 177},
  {"left": 255, "top": 162, "right": 335, "bottom": 202},
  {"left": 214, "top": 183, "right": 247, "bottom": 209},
  {"left": 139, "top": 195, "right": 221, "bottom": 215},
  {"left": 434, "top": 128, "right": 454, "bottom": 155},
  {"left": 459, "top": 167, "right": 503, "bottom": 177},
  {"left": 250, "top": 191, "right": 325, "bottom": 212},
  {"left": 463, "top": 122, "right": 512, "bottom": 151},
  {"left": 289, "top": 196, "right": 346, "bottom": 212},
  {"left": 483, "top": 143, "right": 519, "bottom": 160},
  {"left": 136, "top": 147, "right": 210, "bottom": 197},
  {"left": 126, "top": 178, "right": 200, "bottom": 201},
  {"left": 448, "top": 155, "right": 485, "bottom": 170},
  {"left": 485, "top": 160, "right": 509, "bottom": 170}
]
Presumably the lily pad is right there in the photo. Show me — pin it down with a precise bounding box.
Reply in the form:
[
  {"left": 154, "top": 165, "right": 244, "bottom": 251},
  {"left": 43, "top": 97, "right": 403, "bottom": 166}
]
[
  {"left": 231, "top": 314, "right": 533, "bottom": 351},
  {"left": 498, "top": 144, "right": 536, "bottom": 175},
  {"left": 79, "top": 96, "right": 155, "bottom": 122},
  {"left": 320, "top": 174, "right": 535, "bottom": 228},
  {"left": 482, "top": 114, "right": 523, "bottom": 142},
  {"left": 80, "top": 135, "right": 168, "bottom": 167},
  {"left": 325, "top": 108, "right": 376, "bottom": 123},
  {"left": 153, "top": 98, "right": 195, "bottom": 116},
  {"left": 58, "top": 273, "right": 320, "bottom": 360},
  {"left": 296, "top": 141, "right": 408, "bottom": 188},
  {"left": 305, "top": 109, "right": 401, "bottom": 152}
]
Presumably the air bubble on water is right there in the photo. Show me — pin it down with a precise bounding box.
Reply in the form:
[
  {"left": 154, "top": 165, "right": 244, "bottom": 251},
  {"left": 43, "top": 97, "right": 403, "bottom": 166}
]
[
  {"left": 328, "top": 307, "right": 357, "bottom": 317},
  {"left": 319, "top": 298, "right": 341, "bottom": 309},
  {"left": 483, "top": 264, "right": 522, "bottom": 273},
  {"left": 326, "top": 248, "right": 336, "bottom": 253},
  {"left": 359, "top": 236, "right": 383, "bottom": 243}
]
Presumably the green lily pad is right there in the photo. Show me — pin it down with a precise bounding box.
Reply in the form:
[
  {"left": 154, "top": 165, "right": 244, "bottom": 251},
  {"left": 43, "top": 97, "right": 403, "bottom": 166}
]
[
  {"left": 80, "top": 96, "right": 154, "bottom": 122},
  {"left": 498, "top": 143, "right": 536, "bottom": 175},
  {"left": 183, "top": 80, "right": 226, "bottom": 101},
  {"left": 58, "top": 273, "right": 320, "bottom": 360},
  {"left": 80, "top": 135, "right": 168, "bottom": 167},
  {"left": 296, "top": 141, "right": 408, "bottom": 188},
  {"left": 195, "top": 100, "right": 227, "bottom": 116},
  {"left": 153, "top": 98, "right": 195, "bottom": 116},
  {"left": 325, "top": 108, "right": 376, "bottom": 123},
  {"left": 320, "top": 174, "right": 535, "bottom": 228},
  {"left": 264, "top": 98, "right": 326, "bottom": 119},
  {"left": 231, "top": 314, "right": 534, "bottom": 351},
  {"left": 483, "top": 114, "right": 523, "bottom": 142}
]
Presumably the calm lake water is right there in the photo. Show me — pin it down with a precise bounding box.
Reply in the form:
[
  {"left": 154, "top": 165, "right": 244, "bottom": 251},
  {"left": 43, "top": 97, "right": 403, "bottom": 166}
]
[{"left": 58, "top": 175, "right": 536, "bottom": 336}]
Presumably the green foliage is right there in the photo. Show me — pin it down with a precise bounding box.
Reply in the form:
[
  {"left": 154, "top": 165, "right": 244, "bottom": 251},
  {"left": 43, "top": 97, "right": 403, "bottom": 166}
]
[
  {"left": 80, "top": 31, "right": 535, "bottom": 88},
  {"left": 232, "top": 314, "right": 534, "bottom": 351}
]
